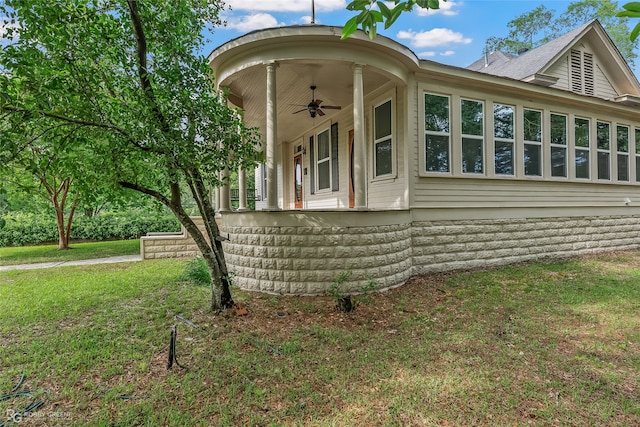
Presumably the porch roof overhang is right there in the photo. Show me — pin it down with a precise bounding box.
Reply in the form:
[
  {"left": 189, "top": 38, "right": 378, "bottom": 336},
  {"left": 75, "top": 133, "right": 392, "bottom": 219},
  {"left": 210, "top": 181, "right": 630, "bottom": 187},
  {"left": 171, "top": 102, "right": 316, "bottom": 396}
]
[{"left": 208, "top": 25, "right": 420, "bottom": 143}]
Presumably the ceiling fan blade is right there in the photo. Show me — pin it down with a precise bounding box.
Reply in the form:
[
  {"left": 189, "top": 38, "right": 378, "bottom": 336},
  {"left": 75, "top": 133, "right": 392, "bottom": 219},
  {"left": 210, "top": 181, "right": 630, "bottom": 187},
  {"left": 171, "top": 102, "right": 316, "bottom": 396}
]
[
  {"left": 321, "top": 105, "right": 341, "bottom": 110},
  {"left": 317, "top": 109, "right": 325, "bottom": 116},
  {"left": 292, "top": 108, "right": 307, "bottom": 114},
  {"left": 314, "top": 99, "right": 323, "bottom": 105}
]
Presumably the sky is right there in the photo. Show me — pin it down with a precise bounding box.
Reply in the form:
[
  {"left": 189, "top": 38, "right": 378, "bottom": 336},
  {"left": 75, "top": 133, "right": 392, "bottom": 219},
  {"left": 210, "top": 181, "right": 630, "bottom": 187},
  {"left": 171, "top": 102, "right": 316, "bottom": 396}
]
[{"left": 204, "top": 0, "right": 639, "bottom": 76}]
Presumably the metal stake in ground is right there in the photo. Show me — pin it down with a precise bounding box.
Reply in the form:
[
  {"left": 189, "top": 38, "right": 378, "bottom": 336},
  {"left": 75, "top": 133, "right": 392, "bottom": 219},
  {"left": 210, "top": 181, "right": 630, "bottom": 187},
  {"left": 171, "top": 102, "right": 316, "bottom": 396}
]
[{"left": 167, "top": 324, "right": 188, "bottom": 370}]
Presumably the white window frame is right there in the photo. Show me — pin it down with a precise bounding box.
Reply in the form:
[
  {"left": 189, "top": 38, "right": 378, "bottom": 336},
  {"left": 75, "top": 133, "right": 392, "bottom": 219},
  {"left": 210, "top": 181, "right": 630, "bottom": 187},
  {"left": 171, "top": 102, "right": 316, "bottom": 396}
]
[
  {"left": 460, "top": 98, "right": 484, "bottom": 175},
  {"left": 315, "top": 127, "right": 332, "bottom": 192},
  {"left": 575, "top": 117, "right": 590, "bottom": 180},
  {"left": 636, "top": 128, "right": 640, "bottom": 183},
  {"left": 523, "top": 108, "right": 543, "bottom": 177},
  {"left": 494, "top": 103, "right": 515, "bottom": 176},
  {"left": 617, "top": 125, "right": 630, "bottom": 182},
  {"left": 424, "top": 92, "right": 451, "bottom": 174},
  {"left": 550, "top": 113, "right": 568, "bottom": 178},
  {"left": 373, "top": 98, "right": 394, "bottom": 179},
  {"left": 596, "top": 121, "right": 611, "bottom": 181}
]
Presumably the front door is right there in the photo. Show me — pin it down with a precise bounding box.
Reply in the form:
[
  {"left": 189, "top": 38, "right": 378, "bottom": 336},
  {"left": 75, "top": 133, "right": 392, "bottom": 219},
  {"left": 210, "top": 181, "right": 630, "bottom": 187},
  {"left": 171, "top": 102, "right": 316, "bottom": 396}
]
[{"left": 294, "top": 154, "right": 303, "bottom": 209}]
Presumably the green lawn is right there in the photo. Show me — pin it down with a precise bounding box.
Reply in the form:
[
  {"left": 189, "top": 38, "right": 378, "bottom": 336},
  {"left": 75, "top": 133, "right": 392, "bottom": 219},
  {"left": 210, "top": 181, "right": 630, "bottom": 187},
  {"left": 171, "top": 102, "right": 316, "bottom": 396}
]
[
  {"left": 0, "top": 239, "right": 140, "bottom": 266},
  {"left": 0, "top": 252, "right": 639, "bottom": 426}
]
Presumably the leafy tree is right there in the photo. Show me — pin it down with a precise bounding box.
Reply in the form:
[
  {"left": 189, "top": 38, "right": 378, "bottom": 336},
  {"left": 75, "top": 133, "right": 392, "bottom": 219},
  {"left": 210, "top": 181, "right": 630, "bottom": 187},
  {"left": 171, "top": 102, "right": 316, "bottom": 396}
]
[
  {"left": 484, "top": 5, "right": 555, "bottom": 54},
  {"left": 485, "top": 1, "right": 638, "bottom": 67},
  {"left": 342, "top": 0, "right": 445, "bottom": 39},
  {"left": 618, "top": 2, "right": 640, "bottom": 41},
  {"left": 0, "top": 1, "right": 261, "bottom": 311}
]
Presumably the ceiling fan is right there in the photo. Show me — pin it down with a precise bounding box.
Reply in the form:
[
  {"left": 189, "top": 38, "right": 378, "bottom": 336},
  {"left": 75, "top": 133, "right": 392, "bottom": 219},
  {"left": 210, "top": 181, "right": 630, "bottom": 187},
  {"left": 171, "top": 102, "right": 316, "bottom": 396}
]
[{"left": 292, "top": 85, "right": 341, "bottom": 118}]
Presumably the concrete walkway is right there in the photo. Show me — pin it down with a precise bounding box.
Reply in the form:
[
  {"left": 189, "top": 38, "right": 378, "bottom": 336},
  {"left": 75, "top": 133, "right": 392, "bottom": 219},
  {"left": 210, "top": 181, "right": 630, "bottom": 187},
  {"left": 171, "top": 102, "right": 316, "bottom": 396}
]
[{"left": 0, "top": 255, "right": 142, "bottom": 272}]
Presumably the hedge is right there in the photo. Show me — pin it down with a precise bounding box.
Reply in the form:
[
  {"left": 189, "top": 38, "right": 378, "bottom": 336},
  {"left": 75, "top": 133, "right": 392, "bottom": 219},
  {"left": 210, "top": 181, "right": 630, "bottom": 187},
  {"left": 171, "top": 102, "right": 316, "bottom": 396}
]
[{"left": 0, "top": 210, "right": 181, "bottom": 247}]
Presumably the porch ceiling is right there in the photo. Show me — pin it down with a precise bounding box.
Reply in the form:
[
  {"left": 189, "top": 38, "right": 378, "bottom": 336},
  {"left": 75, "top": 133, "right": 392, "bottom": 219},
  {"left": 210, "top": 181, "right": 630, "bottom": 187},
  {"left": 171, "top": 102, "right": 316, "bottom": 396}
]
[{"left": 220, "top": 59, "right": 389, "bottom": 143}]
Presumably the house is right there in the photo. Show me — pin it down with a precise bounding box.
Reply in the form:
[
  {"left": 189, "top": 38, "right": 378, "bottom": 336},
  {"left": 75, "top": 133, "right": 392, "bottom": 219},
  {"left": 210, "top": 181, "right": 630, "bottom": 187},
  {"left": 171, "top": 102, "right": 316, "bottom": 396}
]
[{"left": 141, "top": 20, "right": 640, "bottom": 295}]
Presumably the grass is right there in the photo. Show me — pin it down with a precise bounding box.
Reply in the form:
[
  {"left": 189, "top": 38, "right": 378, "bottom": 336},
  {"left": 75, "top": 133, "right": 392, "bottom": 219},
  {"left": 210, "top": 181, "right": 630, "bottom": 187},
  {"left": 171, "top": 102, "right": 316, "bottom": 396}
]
[
  {"left": 0, "top": 239, "right": 140, "bottom": 266},
  {"left": 0, "top": 251, "right": 639, "bottom": 426}
]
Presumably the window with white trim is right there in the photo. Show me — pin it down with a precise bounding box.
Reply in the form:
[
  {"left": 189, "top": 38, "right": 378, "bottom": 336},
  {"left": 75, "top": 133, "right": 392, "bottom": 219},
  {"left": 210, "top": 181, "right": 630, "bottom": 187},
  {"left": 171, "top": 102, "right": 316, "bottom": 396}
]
[
  {"left": 494, "top": 104, "right": 514, "bottom": 175},
  {"left": 550, "top": 113, "right": 567, "bottom": 177},
  {"left": 617, "top": 125, "right": 629, "bottom": 182},
  {"left": 575, "top": 117, "right": 590, "bottom": 179},
  {"left": 374, "top": 99, "right": 393, "bottom": 177},
  {"left": 597, "top": 121, "right": 611, "bottom": 180},
  {"left": 636, "top": 128, "right": 640, "bottom": 182},
  {"left": 461, "top": 99, "right": 484, "bottom": 174},
  {"left": 523, "top": 109, "right": 542, "bottom": 176},
  {"left": 425, "top": 93, "right": 450, "bottom": 173},
  {"left": 316, "top": 128, "right": 331, "bottom": 190}
]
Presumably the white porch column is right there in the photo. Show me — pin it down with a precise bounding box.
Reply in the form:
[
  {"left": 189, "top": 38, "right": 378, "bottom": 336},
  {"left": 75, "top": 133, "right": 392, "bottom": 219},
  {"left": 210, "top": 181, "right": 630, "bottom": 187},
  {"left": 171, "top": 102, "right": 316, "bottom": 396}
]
[
  {"left": 219, "top": 167, "right": 231, "bottom": 212},
  {"left": 265, "top": 61, "right": 280, "bottom": 210},
  {"left": 237, "top": 166, "right": 248, "bottom": 211},
  {"left": 353, "top": 63, "right": 367, "bottom": 209}
]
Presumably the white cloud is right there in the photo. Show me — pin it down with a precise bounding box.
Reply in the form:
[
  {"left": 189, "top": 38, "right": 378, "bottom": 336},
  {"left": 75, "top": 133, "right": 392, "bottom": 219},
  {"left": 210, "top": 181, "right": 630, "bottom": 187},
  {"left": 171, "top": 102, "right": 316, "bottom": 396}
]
[
  {"left": 0, "top": 16, "right": 20, "bottom": 38},
  {"left": 397, "top": 28, "right": 471, "bottom": 48},
  {"left": 225, "top": 13, "right": 284, "bottom": 32},
  {"left": 298, "top": 15, "right": 315, "bottom": 25},
  {"left": 416, "top": 1, "right": 460, "bottom": 16},
  {"left": 227, "top": 0, "right": 346, "bottom": 13},
  {"left": 440, "top": 50, "right": 456, "bottom": 56},
  {"left": 418, "top": 51, "right": 436, "bottom": 58}
]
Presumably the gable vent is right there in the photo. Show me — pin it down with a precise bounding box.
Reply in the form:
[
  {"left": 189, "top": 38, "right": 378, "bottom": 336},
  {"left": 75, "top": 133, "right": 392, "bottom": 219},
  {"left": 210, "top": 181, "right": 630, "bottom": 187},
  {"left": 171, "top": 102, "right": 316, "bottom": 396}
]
[
  {"left": 583, "top": 52, "right": 594, "bottom": 96},
  {"left": 570, "top": 49, "right": 582, "bottom": 93},
  {"left": 570, "top": 49, "right": 595, "bottom": 96}
]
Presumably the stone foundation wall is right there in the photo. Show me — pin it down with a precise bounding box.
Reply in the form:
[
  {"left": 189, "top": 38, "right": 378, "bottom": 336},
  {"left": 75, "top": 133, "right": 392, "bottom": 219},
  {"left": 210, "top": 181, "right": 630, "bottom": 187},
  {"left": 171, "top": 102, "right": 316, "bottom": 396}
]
[
  {"left": 223, "top": 222, "right": 413, "bottom": 294},
  {"left": 411, "top": 216, "right": 640, "bottom": 275},
  {"left": 140, "top": 211, "right": 640, "bottom": 294},
  {"left": 140, "top": 217, "right": 206, "bottom": 259}
]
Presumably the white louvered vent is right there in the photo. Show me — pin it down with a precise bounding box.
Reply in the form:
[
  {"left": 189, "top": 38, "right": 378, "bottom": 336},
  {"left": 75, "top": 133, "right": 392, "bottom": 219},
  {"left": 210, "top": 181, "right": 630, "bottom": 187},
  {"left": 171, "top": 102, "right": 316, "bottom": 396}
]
[
  {"left": 570, "top": 49, "right": 582, "bottom": 93},
  {"left": 583, "top": 52, "right": 594, "bottom": 96},
  {"left": 570, "top": 49, "right": 595, "bottom": 96}
]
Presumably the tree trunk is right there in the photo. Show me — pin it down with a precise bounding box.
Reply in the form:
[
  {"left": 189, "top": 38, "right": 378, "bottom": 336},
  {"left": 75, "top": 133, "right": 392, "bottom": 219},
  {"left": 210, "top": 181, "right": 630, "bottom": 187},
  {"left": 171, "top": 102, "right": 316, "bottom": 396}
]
[
  {"left": 43, "top": 177, "right": 78, "bottom": 250},
  {"left": 119, "top": 177, "right": 234, "bottom": 312}
]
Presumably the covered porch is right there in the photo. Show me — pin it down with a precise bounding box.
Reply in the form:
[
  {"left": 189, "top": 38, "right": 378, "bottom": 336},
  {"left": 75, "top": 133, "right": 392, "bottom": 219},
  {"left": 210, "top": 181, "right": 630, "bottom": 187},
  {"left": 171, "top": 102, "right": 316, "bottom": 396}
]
[{"left": 208, "top": 25, "right": 417, "bottom": 212}]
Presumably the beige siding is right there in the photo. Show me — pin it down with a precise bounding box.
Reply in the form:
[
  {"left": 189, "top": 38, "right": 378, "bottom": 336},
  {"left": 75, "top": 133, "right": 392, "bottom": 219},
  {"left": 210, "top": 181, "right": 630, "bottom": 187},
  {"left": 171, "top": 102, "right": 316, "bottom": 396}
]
[
  {"left": 547, "top": 54, "right": 570, "bottom": 91},
  {"left": 367, "top": 86, "right": 408, "bottom": 209},
  {"left": 594, "top": 63, "right": 618, "bottom": 100},
  {"left": 413, "top": 177, "right": 638, "bottom": 208}
]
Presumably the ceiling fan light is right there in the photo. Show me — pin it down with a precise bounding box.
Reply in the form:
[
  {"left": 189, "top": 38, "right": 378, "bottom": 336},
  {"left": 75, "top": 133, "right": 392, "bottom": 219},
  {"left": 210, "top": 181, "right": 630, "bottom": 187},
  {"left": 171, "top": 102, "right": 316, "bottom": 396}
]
[{"left": 307, "top": 103, "right": 318, "bottom": 118}]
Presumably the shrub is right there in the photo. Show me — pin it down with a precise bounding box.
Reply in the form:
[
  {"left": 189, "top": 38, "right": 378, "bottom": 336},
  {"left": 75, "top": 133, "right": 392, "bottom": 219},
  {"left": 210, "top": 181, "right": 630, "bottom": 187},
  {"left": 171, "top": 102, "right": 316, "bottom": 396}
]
[
  {"left": 0, "top": 210, "right": 181, "bottom": 247},
  {"left": 179, "top": 256, "right": 211, "bottom": 286}
]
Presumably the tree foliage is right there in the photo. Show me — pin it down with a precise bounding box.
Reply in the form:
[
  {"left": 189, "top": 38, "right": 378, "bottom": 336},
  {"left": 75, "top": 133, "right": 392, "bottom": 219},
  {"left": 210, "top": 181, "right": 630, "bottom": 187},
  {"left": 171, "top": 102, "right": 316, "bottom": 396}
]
[
  {"left": 618, "top": 2, "right": 640, "bottom": 41},
  {"left": 485, "top": 1, "right": 638, "bottom": 67},
  {"left": 342, "top": 0, "right": 445, "bottom": 39},
  {"left": 0, "top": 1, "right": 261, "bottom": 310}
]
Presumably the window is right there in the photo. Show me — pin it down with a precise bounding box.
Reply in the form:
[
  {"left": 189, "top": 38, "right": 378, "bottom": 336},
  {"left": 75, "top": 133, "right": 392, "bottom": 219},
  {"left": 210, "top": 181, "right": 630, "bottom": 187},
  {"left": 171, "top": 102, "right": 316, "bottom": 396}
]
[
  {"left": 461, "top": 99, "right": 484, "bottom": 174},
  {"left": 316, "top": 129, "right": 331, "bottom": 190},
  {"left": 570, "top": 49, "right": 594, "bottom": 96},
  {"left": 374, "top": 100, "right": 393, "bottom": 177},
  {"left": 550, "top": 113, "right": 567, "bottom": 177},
  {"left": 597, "top": 121, "right": 611, "bottom": 180},
  {"left": 635, "top": 128, "right": 640, "bottom": 182},
  {"left": 575, "top": 118, "right": 590, "bottom": 179},
  {"left": 425, "top": 93, "right": 450, "bottom": 172},
  {"left": 523, "top": 109, "right": 542, "bottom": 176},
  {"left": 617, "top": 125, "right": 629, "bottom": 182},
  {"left": 494, "top": 104, "right": 514, "bottom": 175}
]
